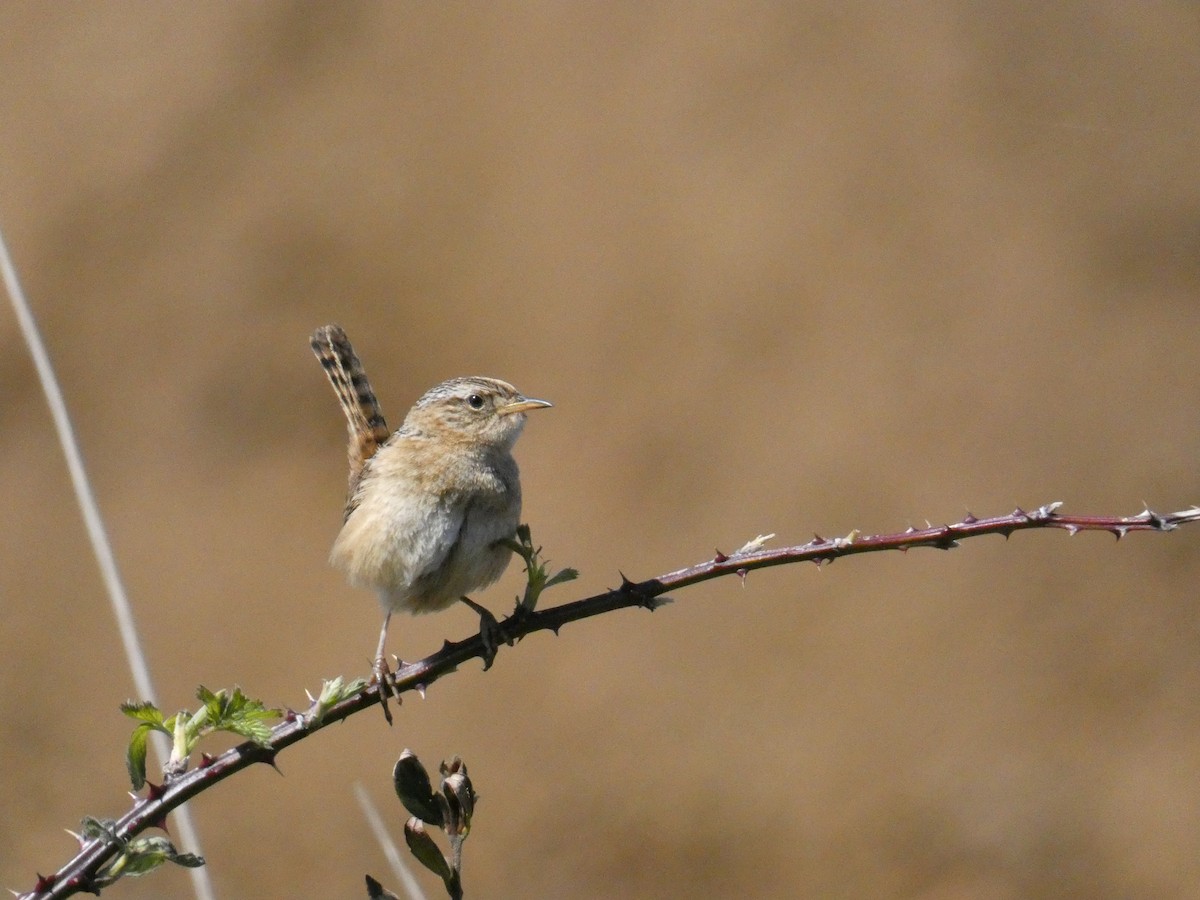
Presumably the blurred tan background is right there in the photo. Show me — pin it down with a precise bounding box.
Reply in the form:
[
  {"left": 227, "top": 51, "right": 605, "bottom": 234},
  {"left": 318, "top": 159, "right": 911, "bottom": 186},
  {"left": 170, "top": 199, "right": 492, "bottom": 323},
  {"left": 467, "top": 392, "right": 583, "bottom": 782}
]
[{"left": 2, "top": 3, "right": 1199, "bottom": 898}]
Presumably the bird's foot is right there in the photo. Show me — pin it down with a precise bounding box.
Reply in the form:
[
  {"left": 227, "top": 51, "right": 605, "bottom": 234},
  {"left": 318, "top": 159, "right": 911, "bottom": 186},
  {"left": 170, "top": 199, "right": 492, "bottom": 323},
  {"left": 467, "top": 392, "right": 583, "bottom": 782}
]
[
  {"left": 460, "top": 597, "right": 501, "bottom": 670},
  {"left": 371, "top": 654, "right": 399, "bottom": 726}
]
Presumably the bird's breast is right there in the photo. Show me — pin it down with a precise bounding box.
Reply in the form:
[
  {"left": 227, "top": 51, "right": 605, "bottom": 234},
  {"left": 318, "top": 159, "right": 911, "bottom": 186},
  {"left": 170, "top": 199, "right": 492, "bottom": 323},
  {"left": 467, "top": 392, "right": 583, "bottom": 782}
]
[{"left": 331, "top": 440, "right": 522, "bottom": 613}]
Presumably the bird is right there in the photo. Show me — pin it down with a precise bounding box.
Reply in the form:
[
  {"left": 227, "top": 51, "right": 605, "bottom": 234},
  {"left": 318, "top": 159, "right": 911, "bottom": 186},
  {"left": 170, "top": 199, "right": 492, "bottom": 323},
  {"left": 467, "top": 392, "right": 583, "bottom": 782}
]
[{"left": 310, "top": 324, "right": 551, "bottom": 723}]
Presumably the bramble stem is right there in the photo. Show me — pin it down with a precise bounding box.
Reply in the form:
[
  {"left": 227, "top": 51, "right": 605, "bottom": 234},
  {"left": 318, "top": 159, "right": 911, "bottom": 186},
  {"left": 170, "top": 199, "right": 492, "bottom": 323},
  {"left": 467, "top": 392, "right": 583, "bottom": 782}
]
[{"left": 19, "top": 502, "right": 1200, "bottom": 899}]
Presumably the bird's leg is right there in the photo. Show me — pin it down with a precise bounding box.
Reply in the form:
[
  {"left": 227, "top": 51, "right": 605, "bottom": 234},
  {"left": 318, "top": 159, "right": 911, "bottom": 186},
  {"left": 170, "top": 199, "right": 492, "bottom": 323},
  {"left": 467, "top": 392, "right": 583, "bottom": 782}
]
[
  {"left": 372, "top": 610, "right": 397, "bottom": 725},
  {"left": 460, "top": 596, "right": 501, "bottom": 670}
]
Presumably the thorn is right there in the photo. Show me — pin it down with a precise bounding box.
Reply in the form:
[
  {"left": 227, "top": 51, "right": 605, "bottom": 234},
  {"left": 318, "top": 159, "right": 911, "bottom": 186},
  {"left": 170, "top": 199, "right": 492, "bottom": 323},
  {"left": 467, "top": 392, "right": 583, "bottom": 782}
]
[
  {"left": 1111, "top": 526, "right": 1128, "bottom": 540},
  {"left": 64, "top": 828, "right": 85, "bottom": 847},
  {"left": 416, "top": 684, "right": 427, "bottom": 700},
  {"left": 999, "top": 527, "right": 1014, "bottom": 540},
  {"left": 905, "top": 524, "right": 918, "bottom": 533},
  {"left": 550, "top": 624, "right": 562, "bottom": 636},
  {"left": 305, "top": 688, "right": 316, "bottom": 704},
  {"left": 736, "top": 567, "right": 748, "bottom": 586},
  {"left": 813, "top": 533, "right": 825, "bottom": 543},
  {"left": 145, "top": 781, "right": 166, "bottom": 802},
  {"left": 33, "top": 874, "right": 56, "bottom": 892},
  {"left": 1012, "top": 507, "right": 1027, "bottom": 518},
  {"left": 962, "top": 512, "right": 977, "bottom": 524},
  {"left": 713, "top": 549, "right": 729, "bottom": 563},
  {"left": 260, "top": 750, "right": 283, "bottom": 776},
  {"left": 68, "top": 874, "right": 100, "bottom": 895},
  {"left": 645, "top": 595, "right": 674, "bottom": 610},
  {"left": 619, "top": 571, "right": 636, "bottom": 591},
  {"left": 146, "top": 808, "right": 171, "bottom": 834},
  {"left": 1064, "top": 524, "right": 1080, "bottom": 536},
  {"left": 199, "top": 753, "right": 217, "bottom": 768}
]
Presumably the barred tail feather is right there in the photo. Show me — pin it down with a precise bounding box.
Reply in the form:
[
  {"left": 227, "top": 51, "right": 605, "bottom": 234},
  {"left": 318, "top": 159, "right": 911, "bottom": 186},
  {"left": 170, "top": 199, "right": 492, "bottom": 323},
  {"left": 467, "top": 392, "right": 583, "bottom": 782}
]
[{"left": 310, "top": 324, "right": 390, "bottom": 494}]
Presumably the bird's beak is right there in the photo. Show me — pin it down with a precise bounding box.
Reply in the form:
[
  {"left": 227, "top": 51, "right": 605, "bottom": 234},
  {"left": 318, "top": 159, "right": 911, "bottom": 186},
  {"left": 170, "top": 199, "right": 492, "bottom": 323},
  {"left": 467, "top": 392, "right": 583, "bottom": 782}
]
[{"left": 500, "top": 397, "right": 553, "bottom": 416}]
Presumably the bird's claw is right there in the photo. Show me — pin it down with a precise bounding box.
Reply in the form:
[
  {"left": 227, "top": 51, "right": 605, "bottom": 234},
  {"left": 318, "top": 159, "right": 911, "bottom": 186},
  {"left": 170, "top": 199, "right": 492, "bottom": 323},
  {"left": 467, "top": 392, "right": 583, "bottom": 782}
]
[
  {"left": 461, "top": 597, "right": 501, "bottom": 670},
  {"left": 372, "top": 654, "right": 399, "bottom": 726}
]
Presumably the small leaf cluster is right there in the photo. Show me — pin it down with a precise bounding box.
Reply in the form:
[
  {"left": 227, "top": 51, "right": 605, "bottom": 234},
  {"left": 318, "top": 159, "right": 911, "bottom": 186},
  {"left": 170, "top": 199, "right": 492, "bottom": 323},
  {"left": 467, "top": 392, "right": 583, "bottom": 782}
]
[
  {"left": 305, "top": 675, "right": 368, "bottom": 725},
  {"left": 384, "top": 749, "right": 478, "bottom": 900},
  {"left": 121, "top": 686, "right": 280, "bottom": 789},
  {"left": 78, "top": 816, "right": 204, "bottom": 890},
  {"left": 502, "top": 523, "right": 578, "bottom": 614}
]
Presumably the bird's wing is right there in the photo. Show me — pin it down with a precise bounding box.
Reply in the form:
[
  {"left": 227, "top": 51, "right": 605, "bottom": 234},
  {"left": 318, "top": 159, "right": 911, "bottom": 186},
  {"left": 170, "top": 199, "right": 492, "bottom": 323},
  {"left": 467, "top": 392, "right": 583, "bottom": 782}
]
[{"left": 399, "top": 495, "right": 482, "bottom": 602}]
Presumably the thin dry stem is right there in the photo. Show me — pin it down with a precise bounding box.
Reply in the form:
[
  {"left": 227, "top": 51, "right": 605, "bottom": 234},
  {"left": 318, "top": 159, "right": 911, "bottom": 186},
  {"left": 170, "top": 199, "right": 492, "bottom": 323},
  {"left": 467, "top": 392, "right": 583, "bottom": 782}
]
[
  {"left": 354, "top": 783, "right": 428, "bottom": 900},
  {"left": 0, "top": 225, "right": 213, "bottom": 900}
]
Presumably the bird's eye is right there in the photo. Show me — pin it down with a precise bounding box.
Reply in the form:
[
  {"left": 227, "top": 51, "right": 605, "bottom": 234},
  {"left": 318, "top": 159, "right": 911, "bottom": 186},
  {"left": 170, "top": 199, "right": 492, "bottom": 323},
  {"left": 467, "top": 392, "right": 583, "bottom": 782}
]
[{"left": 466, "top": 394, "right": 485, "bottom": 410}]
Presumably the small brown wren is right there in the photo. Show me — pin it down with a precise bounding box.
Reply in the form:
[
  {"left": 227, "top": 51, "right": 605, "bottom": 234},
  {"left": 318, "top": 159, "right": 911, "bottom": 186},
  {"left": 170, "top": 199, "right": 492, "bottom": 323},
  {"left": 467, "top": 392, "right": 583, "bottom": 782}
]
[{"left": 311, "top": 325, "right": 551, "bottom": 722}]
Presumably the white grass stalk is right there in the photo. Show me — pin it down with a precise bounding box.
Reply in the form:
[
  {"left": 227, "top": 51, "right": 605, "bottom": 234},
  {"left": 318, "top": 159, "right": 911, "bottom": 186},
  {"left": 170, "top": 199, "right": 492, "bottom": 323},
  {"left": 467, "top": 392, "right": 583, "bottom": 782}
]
[
  {"left": 0, "top": 225, "right": 215, "bottom": 900},
  {"left": 354, "top": 782, "right": 428, "bottom": 900}
]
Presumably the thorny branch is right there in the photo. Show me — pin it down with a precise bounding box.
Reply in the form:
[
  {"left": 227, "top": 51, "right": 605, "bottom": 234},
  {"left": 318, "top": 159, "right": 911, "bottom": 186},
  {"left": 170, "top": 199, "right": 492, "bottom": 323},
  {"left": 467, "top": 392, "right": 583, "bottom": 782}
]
[{"left": 20, "top": 501, "right": 1200, "bottom": 899}]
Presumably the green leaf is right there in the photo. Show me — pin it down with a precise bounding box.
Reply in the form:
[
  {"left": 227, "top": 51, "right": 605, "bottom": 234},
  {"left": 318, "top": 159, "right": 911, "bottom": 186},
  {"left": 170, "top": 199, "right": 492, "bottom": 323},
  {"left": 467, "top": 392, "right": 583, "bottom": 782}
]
[
  {"left": 223, "top": 685, "right": 253, "bottom": 716},
  {"left": 502, "top": 525, "right": 579, "bottom": 614},
  {"left": 224, "top": 717, "right": 273, "bottom": 747},
  {"left": 336, "top": 677, "right": 369, "bottom": 701},
  {"left": 122, "top": 702, "right": 171, "bottom": 790},
  {"left": 224, "top": 687, "right": 276, "bottom": 720},
  {"left": 192, "top": 685, "right": 280, "bottom": 747},
  {"left": 80, "top": 816, "right": 121, "bottom": 843},
  {"left": 543, "top": 567, "right": 579, "bottom": 590},
  {"left": 120, "top": 700, "right": 164, "bottom": 727},
  {"left": 307, "top": 677, "right": 345, "bottom": 725},
  {"left": 101, "top": 835, "right": 206, "bottom": 883},
  {"left": 497, "top": 537, "right": 526, "bottom": 559},
  {"left": 126, "top": 723, "right": 154, "bottom": 790},
  {"left": 117, "top": 838, "right": 172, "bottom": 878},
  {"left": 196, "top": 684, "right": 220, "bottom": 712}
]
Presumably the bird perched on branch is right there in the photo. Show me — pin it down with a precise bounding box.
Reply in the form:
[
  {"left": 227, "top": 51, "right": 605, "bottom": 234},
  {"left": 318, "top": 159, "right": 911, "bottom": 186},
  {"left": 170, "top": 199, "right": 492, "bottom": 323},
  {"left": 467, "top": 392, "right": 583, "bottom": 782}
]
[{"left": 310, "top": 325, "right": 551, "bottom": 723}]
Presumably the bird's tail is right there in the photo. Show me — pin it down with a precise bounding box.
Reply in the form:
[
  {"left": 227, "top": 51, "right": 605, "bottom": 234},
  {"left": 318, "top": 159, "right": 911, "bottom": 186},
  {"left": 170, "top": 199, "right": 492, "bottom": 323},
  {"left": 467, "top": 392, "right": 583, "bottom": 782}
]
[{"left": 310, "top": 324, "right": 391, "bottom": 495}]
